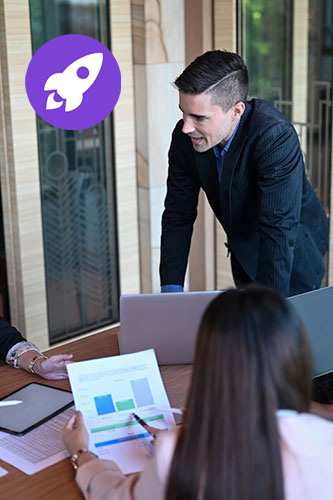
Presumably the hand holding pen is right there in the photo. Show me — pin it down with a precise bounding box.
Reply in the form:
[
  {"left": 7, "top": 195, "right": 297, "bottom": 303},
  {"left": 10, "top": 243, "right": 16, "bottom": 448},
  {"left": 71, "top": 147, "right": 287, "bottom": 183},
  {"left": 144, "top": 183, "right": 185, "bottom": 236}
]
[
  {"left": 133, "top": 407, "right": 184, "bottom": 441},
  {"left": 132, "top": 413, "right": 159, "bottom": 439}
]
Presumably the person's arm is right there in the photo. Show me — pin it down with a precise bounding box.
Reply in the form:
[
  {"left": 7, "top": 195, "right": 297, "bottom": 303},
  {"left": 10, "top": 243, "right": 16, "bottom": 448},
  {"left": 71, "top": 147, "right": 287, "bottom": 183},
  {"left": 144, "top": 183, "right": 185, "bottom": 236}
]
[
  {"left": 310, "top": 401, "right": 333, "bottom": 421},
  {"left": 161, "top": 284, "right": 184, "bottom": 293},
  {"left": 15, "top": 349, "right": 73, "bottom": 380},
  {"left": 0, "top": 317, "right": 24, "bottom": 361},
  {"left": 63, "top": 412, "right": 171, "bottom": 500},
  {"left": 0, "top": 317, "right": 72, "bottom": 379},
  {"left": 255, "top": 123, "right": 303, "bottom": 295},
  {"left": 160, "top": 122, "right": 200, "bottom": 288}
]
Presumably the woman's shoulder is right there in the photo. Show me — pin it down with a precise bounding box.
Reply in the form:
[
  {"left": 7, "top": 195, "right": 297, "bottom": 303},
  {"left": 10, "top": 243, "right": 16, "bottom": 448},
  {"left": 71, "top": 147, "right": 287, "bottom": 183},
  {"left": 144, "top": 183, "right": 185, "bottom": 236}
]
[
  {"left": 278, "top": 410, "right": 333, "bottom": 429},
  {"left": 278, "top": 411, "right": 333, "bottom": 455},
  {"left": 278, "top": 412, "right": 333, "bottom": 499}
]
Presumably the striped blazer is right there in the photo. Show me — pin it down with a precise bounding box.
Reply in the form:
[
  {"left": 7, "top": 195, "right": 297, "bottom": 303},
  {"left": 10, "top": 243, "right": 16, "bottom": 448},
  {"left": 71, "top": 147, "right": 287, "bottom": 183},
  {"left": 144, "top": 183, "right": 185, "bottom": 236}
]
[{"left": 160, "top": 99, "right": 328, "bottom": 296}]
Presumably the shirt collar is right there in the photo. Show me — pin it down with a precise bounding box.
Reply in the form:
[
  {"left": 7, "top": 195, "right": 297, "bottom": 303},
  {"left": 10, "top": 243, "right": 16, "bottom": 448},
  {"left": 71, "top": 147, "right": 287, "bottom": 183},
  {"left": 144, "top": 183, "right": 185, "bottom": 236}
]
[{"left": 276, "top": 409, "right": 298, "bottom": 417}]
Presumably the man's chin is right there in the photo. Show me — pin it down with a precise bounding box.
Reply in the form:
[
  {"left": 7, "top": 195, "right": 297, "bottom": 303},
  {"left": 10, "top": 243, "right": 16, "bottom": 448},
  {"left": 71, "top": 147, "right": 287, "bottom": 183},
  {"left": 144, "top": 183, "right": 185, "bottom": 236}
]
[{"left": 191, "top": 140, "right": 209, "bottom": 153}]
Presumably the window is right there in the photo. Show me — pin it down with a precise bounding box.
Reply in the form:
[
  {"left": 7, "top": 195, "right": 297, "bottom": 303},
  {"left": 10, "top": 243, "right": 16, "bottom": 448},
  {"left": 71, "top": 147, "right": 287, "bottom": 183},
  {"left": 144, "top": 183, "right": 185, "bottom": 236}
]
[
  {"left": 239, "top": 0, "right": 332, "bottom": 284},
  {"left": 29, "top": 0, "right": 119, "bottom": 342}
]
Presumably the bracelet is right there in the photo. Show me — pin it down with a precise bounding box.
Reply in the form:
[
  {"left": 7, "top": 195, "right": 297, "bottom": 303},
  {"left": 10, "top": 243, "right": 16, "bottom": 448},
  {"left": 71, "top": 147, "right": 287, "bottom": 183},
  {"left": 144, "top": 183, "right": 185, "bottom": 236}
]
[
  {"left": 28, "top": 354, "right": 48, "bottom": 374},
  {"left": 14, "top": 348, "right": 39, "bottom": 368},
  {"left": 6, "top": 341, "right": 43, "bottom": 368},
  {"left": 71, "top": 449, "right": 98, "bottom": 470}
]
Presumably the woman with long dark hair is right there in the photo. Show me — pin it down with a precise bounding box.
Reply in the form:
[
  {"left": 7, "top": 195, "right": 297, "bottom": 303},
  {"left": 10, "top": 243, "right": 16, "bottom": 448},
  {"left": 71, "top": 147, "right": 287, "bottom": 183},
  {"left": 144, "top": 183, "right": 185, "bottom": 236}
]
[{"left": 63, "top": 287, "right": 333, "bottom": 499}]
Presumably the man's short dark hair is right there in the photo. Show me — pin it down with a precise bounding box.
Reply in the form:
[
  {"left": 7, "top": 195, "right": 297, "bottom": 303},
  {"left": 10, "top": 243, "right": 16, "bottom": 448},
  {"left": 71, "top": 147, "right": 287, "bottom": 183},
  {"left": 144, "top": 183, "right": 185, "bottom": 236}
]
[{"left": 174, "top": 50, "right": 248, "bottom": 112}]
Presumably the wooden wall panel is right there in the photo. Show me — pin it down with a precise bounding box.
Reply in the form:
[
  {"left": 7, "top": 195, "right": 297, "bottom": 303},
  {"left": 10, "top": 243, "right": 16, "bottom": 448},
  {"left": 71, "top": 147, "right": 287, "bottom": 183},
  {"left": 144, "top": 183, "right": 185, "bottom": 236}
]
[
  {"left": 214, "top": 0, "right": 236, "bottom": 289},
  {"left": 185, "top": 0, "right": 216, "bottom": 291},
  {"left": 109, "top": 0, "right": 140, "bottom": 294},
  {"left": 292, "top": 0, "right": 308, "bottom": 154},
  {"left": 214, "top": 0, "right": 237, "bottom": 52},
  {"left": 0, "top": 0, "right": 48, "bottom": 347},
  {"left": 132, "top": 0, "right": 185, "bottom": 293}
]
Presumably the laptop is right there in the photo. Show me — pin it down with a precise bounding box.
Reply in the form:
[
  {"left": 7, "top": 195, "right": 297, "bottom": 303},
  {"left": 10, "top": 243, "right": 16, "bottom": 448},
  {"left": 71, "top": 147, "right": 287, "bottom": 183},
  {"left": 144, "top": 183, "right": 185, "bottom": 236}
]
[
  {"left": 119, "top": 287, "right": 333, "bottom": 403},
  {"left": 287, "top": 286, "right": 333, "bottom": 404},
  {"left": 119, "top": 291, "right": 221, "bottom": 365}
]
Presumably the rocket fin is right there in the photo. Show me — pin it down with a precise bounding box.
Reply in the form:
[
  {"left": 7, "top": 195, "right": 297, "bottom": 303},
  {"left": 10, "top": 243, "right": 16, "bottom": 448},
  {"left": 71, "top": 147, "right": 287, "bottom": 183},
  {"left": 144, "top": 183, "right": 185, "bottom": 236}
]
[
  {"left": 46, "top": 92, "right": 63, "bottom": 110},
  {"left": 44, "top": 72, "right": 63, "bottom": 91},
  {"left": 65, "top": 92, "right": 83, "bottom": 112}
]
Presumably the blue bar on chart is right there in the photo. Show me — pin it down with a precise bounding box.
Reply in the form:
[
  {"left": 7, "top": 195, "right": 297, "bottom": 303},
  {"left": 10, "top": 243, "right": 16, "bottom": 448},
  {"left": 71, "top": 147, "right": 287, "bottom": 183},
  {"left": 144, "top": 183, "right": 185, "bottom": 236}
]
[
  {"left": 94, "top": 394, "right": 116, "bottom": 415},
  {"left": 94, "top": 432, "right": 151, "bottom": 448},
  {"left": 130, "top": 378, "right": 154, "bottom": 407}
]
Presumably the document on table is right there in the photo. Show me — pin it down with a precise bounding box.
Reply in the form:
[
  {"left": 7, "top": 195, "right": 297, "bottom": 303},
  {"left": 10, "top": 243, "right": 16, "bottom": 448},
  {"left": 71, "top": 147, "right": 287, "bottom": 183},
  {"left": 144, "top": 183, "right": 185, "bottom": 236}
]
[
  {"left": 0, "top": 406, "right": 74, "bottom": 475},
  {"left": 67, "top": 349, "right": 176, "bottom": 474}
]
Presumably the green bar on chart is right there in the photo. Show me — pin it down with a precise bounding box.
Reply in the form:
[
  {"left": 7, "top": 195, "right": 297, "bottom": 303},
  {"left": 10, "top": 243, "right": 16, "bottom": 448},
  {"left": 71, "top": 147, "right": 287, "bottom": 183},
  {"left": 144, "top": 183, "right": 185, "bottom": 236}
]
[
  {"left": 116, "top": 399, "right": 135, "bottom": 411},
  {"left": 91, "top": 414, "right": 164, "bottom": 433}
]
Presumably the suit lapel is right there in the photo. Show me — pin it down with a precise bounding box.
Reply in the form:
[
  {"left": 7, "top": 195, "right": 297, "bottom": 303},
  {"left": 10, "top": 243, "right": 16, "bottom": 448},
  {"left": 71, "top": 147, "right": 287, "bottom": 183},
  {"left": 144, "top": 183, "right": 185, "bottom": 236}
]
[
  {"left": 191, "top": 100, "right": 254, "bottom": 232},
  {"left": 219, "top": 102, "right": 253, "bottom": 235}
]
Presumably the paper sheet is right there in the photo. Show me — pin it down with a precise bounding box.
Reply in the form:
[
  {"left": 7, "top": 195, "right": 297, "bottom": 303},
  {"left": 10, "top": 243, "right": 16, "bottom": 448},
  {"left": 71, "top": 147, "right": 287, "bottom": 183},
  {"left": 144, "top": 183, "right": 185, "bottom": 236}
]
[
  {"left": 0, "top": 466, "right": 8, "bottom": 477},
  {"left": 67, "top": 349, "right": 176, "bottom": 474},
  {"left": 0, "top": 407, "right": 74, "bottom": 475}
]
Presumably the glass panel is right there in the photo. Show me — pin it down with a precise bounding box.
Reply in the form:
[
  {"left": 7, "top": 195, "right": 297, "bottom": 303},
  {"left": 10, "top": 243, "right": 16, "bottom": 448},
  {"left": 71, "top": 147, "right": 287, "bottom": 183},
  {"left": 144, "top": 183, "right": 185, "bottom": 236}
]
[
  {"left": 239, "top": 0, "right": 293, "bottom": 119},
  {"left": 29, "top": 0, "right": 119, "bottom": 343},
  {"left": 307, "top": 0, "right": 332, "bottom": 215},
  {"left": 239, "top": 0, "right": 332, "bottom": 285}
]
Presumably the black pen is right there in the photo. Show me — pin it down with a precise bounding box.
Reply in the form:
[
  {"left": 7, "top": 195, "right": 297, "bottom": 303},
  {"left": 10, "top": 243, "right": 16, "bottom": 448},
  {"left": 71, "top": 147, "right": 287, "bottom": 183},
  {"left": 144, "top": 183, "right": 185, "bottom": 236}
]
[{"left": 132, "top": 412, "right": 156, "bottom": 438}]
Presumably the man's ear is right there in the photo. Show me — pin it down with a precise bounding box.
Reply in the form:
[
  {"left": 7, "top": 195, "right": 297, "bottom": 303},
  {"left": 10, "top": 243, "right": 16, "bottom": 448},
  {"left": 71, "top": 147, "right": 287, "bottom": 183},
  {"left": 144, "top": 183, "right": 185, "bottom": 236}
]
[{"left": 232, "top": 101, "right": 245, "bottom": 119}]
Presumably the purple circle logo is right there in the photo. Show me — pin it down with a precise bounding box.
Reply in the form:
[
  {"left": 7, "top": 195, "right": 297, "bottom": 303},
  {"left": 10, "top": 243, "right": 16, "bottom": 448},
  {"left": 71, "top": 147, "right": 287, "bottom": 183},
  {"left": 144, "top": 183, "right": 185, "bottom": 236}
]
[{"left": 25, "top": 34, "right": 121, "bottom": 130}]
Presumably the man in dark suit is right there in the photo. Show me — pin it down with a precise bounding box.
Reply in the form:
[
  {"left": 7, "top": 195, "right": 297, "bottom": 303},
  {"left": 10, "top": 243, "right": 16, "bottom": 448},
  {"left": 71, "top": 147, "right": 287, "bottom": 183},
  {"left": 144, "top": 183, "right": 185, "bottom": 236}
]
[{"left": 160, "top": 50, "right": 328, "bottom": 297}]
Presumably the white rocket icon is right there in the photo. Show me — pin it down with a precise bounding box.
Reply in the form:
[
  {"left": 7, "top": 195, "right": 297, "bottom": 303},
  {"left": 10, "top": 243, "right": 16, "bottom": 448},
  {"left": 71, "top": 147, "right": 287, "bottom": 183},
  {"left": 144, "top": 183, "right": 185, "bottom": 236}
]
[{"left": 44, "top": 53, "right": 103, "bottom": 112}]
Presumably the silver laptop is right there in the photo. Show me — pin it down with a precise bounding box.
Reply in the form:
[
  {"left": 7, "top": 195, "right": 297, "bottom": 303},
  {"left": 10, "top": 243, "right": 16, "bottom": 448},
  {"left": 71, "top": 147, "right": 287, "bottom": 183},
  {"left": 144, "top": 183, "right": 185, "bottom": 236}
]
[
  {"left": 119, "top": 287, "right": 333, "bottom": 402},
  {"left": 287, "top": 286, "right": 333, "bottom": 403},
  {"left": 119, "top": 291, "right": 221, "bottom": 365}
]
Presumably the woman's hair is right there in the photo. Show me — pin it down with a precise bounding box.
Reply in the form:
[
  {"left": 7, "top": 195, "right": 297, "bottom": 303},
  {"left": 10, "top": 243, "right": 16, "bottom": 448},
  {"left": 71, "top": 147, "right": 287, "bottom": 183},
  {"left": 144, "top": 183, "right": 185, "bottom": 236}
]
[{"left": 165, "top": 286, "right": 313, "bottom": 500}]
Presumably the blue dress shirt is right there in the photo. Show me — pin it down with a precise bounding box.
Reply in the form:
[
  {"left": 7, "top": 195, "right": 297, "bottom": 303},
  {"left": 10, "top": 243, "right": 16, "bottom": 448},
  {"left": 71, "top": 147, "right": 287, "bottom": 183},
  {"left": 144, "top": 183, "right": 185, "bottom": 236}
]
[{"left": 213, "top": 120, "right": 240, "bottom": 183}]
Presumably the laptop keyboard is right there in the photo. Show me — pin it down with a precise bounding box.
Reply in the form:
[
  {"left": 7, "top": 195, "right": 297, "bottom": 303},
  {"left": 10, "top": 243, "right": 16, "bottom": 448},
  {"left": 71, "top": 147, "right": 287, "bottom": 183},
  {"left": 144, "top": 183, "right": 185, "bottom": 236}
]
[{"left": 312, "top": 372, "right": 333, "bottom": 404}]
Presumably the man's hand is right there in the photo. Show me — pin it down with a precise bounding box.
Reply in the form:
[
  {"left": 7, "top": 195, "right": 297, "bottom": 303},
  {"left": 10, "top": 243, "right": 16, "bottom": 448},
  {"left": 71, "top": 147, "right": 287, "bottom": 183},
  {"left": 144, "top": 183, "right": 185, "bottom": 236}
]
[
  {"left": 62, "top": 411, "right": 89, "bottom": 456},
  {"left": 18, "top": 351, "right": 73, "bottom": 379},
  {"left": 34, "top": 354, "right": 73, "bottom": 380}
]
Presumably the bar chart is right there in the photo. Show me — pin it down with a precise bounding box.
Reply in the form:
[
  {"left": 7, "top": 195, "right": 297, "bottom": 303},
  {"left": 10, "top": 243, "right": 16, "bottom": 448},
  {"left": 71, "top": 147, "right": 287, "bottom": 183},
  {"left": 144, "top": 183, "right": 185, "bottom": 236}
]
[
  {"left": 67, "top": 349, "right": 176, "bottom": 474},
  {"left": 93, "top": 377, "right": 154, "bottom": 416}
]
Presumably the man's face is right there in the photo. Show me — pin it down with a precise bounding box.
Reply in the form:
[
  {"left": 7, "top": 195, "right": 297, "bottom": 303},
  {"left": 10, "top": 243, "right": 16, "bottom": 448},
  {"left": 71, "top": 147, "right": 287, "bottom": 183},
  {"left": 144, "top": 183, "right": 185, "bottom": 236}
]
[{"left": 179, "top": 92, "right": 241, "bottom": 153}]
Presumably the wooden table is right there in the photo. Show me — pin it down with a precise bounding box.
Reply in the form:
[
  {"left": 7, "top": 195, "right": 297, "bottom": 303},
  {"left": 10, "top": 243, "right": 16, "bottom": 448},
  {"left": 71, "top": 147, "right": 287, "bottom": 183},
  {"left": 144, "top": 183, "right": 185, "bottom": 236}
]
[{"left": 0, "top": 329, "right": 192, "bottom": 499}]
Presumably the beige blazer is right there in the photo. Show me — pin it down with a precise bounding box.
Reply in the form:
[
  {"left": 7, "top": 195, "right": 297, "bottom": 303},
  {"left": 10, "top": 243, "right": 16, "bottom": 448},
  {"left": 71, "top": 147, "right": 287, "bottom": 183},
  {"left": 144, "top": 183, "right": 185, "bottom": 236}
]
[{"left": 76, "top": 413, "right": 333, "bottom": 500}]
